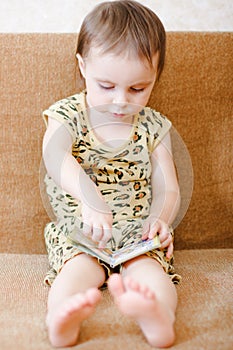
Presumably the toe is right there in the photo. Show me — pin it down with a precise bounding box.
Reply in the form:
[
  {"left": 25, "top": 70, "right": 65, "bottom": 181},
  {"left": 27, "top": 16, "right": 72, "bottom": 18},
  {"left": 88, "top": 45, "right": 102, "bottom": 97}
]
[
  {"left": 124, "top": 277, "right": 143, "bottom": 294},
  {"left": 86, "top": 288, "right": 102, "bottom": 305},
  {"left": 123, "top": 277, "right": 156, "bottom": 301},
  {"left": 108, "top": 274, "right": 125, "bottom": 298}
]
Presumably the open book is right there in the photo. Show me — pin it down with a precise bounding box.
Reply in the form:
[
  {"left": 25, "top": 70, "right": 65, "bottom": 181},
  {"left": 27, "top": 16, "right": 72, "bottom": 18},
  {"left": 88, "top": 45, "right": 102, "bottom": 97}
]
[{"left": 67, "top": 225, "right": 161, "bottom": 268}]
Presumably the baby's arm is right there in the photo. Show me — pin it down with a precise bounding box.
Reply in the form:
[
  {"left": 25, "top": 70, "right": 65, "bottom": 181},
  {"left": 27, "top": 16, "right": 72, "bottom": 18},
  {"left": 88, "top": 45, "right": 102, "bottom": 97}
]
[
  {"left": 43, "top": 117, "right": 112, "bottom": 246},
  {"left": 143, "top": 132, "right": 180, "bottom": 258}
]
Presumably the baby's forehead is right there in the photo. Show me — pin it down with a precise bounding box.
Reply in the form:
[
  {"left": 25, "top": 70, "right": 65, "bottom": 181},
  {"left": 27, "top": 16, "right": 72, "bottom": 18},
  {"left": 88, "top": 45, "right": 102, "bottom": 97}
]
[{"left": 85, "top": 46, "right": 158, "bottom": 69}]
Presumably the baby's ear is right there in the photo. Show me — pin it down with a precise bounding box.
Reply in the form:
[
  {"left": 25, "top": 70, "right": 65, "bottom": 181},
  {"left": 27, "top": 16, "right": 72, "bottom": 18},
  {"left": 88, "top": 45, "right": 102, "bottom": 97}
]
[{"left": 76, "top": 54, "right": 86, "bottom": 78}]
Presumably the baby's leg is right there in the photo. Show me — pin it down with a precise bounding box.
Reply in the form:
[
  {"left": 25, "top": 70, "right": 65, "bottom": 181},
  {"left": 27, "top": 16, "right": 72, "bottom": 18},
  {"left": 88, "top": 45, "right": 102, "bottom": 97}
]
[
  {"left": 46, "top": 253, "right": 106, "bottom": 347},
  {"left": 108, "top": 256, "right": 177, "bottom": 348}
]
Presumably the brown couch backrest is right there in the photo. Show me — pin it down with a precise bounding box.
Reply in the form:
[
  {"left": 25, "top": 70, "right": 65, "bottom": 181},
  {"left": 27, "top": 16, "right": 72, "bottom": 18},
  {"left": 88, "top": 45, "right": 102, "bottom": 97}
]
[{"left": 0, "top": 33, "right": 232, "bottom": 254}]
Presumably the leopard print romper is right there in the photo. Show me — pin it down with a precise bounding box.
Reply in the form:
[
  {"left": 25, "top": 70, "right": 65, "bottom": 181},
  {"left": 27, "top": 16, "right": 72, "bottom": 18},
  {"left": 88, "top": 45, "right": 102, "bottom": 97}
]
[{"left": 42, "top": 90, "right": 181, "bottom": 286}]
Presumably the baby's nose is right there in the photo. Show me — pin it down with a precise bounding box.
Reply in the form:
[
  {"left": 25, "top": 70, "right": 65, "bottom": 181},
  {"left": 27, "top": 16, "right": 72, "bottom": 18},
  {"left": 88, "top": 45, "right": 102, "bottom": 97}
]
[{"left": 113, "top": 91, "right": 128, "bottom": 105}]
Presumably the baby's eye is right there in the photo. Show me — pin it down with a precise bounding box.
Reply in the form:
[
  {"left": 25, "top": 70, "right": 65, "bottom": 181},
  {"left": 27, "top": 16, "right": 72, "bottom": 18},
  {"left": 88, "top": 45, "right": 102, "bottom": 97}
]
[
  {"left": 99, "top": 84, "right": 114, "bottom": 90},
  {"left": 130, "top": 87, "right": 145, "bottom": 93}
]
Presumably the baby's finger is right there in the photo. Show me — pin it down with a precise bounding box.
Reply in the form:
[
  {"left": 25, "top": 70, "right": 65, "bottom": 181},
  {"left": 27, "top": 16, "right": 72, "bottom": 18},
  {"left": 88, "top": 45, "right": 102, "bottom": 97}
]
[
  {"left": 82, "top": 222, "right": 92, "bottom": 237},
  {"left": 159, "top": 228, "right": 172, "bottom": 244},
  {"left": 160, "top": 232, "right": 173, "bottom": 249},
  {"left": 148, "top": 221, "right": 160, "bottom": 239},
  {"left": 99, "top": 226, "right": 112, "bottom": 248},
  {"left": 166, "top": 241, "right": 174, "bottom": 259},
  {"left": 142, "top": 221, "right": 150, "bottom": 240},
  {"left": 92, "top": 226, "right": 103, "bottom": 242}
]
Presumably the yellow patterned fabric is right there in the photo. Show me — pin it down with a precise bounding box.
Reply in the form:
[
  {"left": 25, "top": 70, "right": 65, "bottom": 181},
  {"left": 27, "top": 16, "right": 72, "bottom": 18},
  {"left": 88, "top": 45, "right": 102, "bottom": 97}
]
[{"left": 43, "top": 90, "right": 181, "bottom": 286}]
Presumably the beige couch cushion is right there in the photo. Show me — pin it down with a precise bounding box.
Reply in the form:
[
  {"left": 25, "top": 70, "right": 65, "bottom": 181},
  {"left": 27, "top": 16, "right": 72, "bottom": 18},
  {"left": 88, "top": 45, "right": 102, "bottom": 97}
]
[{"left": 1, "top": 249, "right": 232, "bottom": 349}]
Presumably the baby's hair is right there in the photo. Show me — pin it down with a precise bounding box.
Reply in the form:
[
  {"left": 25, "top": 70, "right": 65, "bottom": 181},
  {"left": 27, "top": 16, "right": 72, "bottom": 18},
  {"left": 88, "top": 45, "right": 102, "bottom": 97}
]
[{"left": 76, "top": 0, "right": 166, "bottom": 80}]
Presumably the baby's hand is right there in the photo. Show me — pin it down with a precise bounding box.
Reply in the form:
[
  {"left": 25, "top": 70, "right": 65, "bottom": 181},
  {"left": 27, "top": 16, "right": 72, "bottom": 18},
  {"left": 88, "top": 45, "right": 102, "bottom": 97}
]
[
  {"left": 142, "top": 215, "right": 173, "bottom": 259},
  {"left": 81, "top": 201, "right": 113, "bottom": 248}
]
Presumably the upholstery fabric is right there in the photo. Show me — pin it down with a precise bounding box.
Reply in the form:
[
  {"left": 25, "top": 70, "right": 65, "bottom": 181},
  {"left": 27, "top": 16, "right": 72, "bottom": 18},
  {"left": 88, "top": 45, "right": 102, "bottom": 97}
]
[
  {"left": 0, "top": 251, "right": 232, "bottom": 350},
  {"left": 0, "top": 32, "right": 232, "bottom": 349}
]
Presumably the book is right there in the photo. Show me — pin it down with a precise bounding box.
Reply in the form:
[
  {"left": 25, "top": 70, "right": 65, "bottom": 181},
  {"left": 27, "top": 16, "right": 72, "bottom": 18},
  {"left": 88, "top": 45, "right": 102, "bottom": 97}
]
[{"left": 67, "top": 224, "right": 161, "bottom": 268}]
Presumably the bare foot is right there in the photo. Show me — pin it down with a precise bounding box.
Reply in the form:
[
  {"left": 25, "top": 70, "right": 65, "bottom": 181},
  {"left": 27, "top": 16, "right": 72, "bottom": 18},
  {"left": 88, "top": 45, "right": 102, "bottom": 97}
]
[
  {"left": 46, "top": 288, "right": 101, "bottom": 347},
  {"left": 108, "top": 274, "right": 175, "bottom": 348}
]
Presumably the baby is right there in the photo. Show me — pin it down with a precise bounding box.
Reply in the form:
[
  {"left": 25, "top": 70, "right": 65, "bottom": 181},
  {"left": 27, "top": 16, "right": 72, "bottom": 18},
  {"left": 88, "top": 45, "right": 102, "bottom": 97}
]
[{"left": 42, "top": 1, "right": 181, "bottom": 347}]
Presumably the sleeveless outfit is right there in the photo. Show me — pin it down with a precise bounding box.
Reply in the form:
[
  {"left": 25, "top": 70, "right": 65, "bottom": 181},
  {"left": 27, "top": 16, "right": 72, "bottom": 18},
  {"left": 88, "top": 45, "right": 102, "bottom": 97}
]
[{"left": 42, "top": 90, "right": 181, "bottom": 286}]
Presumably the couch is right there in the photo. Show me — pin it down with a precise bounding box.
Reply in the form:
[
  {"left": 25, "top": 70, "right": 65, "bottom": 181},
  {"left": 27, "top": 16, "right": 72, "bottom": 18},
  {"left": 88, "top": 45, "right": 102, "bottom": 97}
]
[{"left": 0, "top": 32, "right": 232, "bottom": 350}]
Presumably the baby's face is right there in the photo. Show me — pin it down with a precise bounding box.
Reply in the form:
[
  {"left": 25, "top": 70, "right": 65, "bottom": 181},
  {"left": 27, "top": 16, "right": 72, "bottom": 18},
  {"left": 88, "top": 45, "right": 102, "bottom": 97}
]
[{"left": 77, "top": 48, "right": 158, "bottom": 118}]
